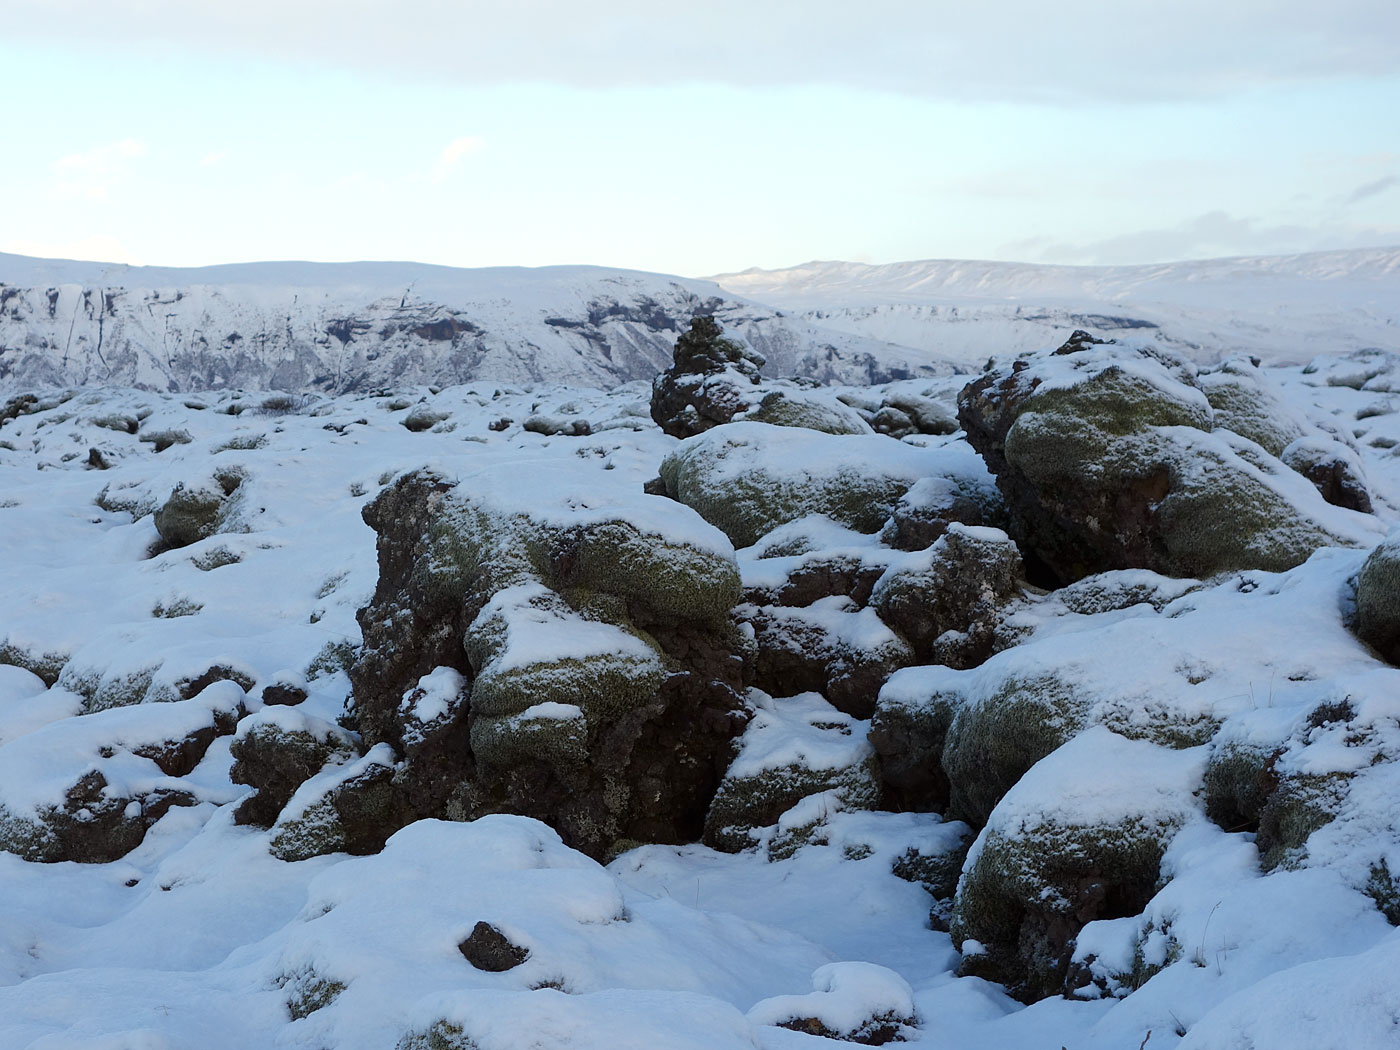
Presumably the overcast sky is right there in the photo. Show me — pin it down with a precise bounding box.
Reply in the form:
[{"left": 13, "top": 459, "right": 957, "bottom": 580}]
[{"left": 2, "top": 1, "right": 1397, "bottom": 274}]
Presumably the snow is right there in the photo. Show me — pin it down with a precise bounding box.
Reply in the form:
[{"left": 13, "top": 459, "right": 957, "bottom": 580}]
[{"left": 3, "top": 326, "right": 1400, "bottom": 1048}]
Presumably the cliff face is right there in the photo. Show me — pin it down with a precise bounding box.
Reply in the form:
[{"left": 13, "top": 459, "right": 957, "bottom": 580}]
[{"left": 0, "top": 257, "right": 934, "bottom": 393}]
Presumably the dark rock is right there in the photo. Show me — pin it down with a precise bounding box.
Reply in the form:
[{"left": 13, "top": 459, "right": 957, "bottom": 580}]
[
  {"left": 957, "top": 339, "right": 1367, "bottom": 585},
  {"left": 262, "top": 682, "right": 309, "bottom": 706},
  {"left": 650, "top": 316, "right": 765, "bottom": 438},
  {"left": 346, "top": 468, "right": 752, "bottom": 860},
  {"left": 870, "top": 524, "right": 1022, "bottom": 668},
  {"left": 458, "top": 921, "right": 529, "bottom": 971},
  {"left": 1354, "top": 534, "right": 1400, "bottom": 663},
  {"left": 230, "top": 720, "right": 357, "bottom": 828}
]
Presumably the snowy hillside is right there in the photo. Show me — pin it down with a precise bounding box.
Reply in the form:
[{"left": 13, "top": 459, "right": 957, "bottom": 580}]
[
  {"left": 0, "top": 254, "right": 935, "bottom": 394},
  {"left": 711, "top": 247, "right": 1400, "bottom": 368},
  {"left": 3, "top": 334, "right": 1400, "bottom": 1049}
]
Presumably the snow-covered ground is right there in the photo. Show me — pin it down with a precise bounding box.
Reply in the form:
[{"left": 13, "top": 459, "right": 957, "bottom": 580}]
[
  {"left": 710, "top": 247, "right": 1400, "bottom": 369},
  {"left": 3, "top": 245, "right": 1397, "bottom": 398},
  {"left": 3, "top": 340, "right": 1400, "bottom": 1049}
]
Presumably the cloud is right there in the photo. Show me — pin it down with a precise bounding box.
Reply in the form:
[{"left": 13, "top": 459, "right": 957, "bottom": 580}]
[
  {"left": 1345, "top": 175, "right": 1399, "bottom": 205},
  {"left": 51, "top": 139, "right": 146, "bottom": 200},
  {"left": 200, "top": 150, "right": 230, "bottom": 167},
  {"left": 7, "top": 1, "right": 1399, "bottom": 103},
  {"left": 1007, "top": 211, "right": 1400, "bottom": 264},
  {"left": 428, "top": 137, "right": 486, "bottom": 183}
]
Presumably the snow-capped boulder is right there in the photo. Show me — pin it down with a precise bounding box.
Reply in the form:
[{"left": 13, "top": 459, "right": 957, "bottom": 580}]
[
  {"left": 348, "top": 461, "right": 752, "bottom": 860},
  {"left": 1354, "top": 532, "right": 1400, "bottom": 663},
  {"left": 878, "top": 473, "right": 1005, "bottom": 552},
  {"left": 957, "top": 336, "right": 1379, "bottom": 583},
  {"left": 650, "top": 316, "right": 766, "bottom": 438},
  {"left": 738, "top": 599, "right": 913, "bottom": 719},
  {"left": 153, "top": 465, "right": 249, "bottom": 550},
  {"left": 868, "top": 523, "right": 1022, "bottom": 668},
  {"left": 951, "top": 728, "right": 1205, "bottom": 1001},
  {"left": 0, "top": 681, "right": 245, "bottom": 862},
  {"left": 702, "top": 692, "right": 879, "bottom": 853},
  {"left": 747, "top": 961, "right": 917, "bottom": 1044},
  {"left": 229, "top": 707, "right": 358, "bottom": 828},
  {"left": 1281, "top": 436, "right": 1372, "bottom": 513},
  {"left": 658, "top": 422, "right": 969, "bottom": 549}
]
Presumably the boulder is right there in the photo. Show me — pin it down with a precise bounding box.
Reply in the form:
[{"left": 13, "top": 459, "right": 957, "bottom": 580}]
[
  {"left": 659, "top": 422, "right": 965, "bottom": 549},
  {"left": 650, "top": 316, "right": 767, "bottom": 438},
  {"left": 347, "top": 461, "right": 752, "bottom": 860},
  {"left": 152, "top": 466, "right": 249, "bottom": 550},
  {"left": 230, "top": 709, "right": 358, "bottom": 828},
  {"left": 869, "top": 524, "right": 1022, "bottom": 668},
  {"left": 703, "top": 692, "right": 880, "bottom": 853},
  {"left": 1354, "top": 533, "right": 1400, "bottom": 662},
  {"left": 957, "top": 336, "right": 1377, "bottom": 584},
  {"left": 950, "top": 728, "right": 1203, "bottom": 1002},
  {"left": 747, "top": 962, "right": 917, "bottom": 1045},
  {"left": 738, "top": 599, "right": 913, "bottom": 719}
]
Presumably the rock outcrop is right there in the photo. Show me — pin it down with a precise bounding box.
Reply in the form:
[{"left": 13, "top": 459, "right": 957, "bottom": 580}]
[
  {"left": 340, "top": 462, "right": 754, "bottom": 860},
  {"left": 957, "top": 334, "right": 1377, "bottom": 584}
]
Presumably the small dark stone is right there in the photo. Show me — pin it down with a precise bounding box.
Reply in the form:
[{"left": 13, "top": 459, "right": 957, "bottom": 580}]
[
  {"left": 458, "top": 921, "right": 529, "bottom": 971},
  {"left": 87, "top": 448, "right": 111, "bottom": 470},
  {"left": 488, "top": 418, "right": 512, "bottom": 431},
  {"left": 262, "top": 682, "right": 309, "bottom": 707}
]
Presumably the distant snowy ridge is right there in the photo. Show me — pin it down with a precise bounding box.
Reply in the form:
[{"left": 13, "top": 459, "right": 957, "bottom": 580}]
[
  {"left": 0, "top": 254, "right": 936, "bottom": 394},
  {"left": 710, "top": 246, "right": 1400, "bottom": 367}
]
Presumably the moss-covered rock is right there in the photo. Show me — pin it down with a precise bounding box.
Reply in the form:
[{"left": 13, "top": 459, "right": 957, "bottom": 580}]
[
  {"left": 348, "top": 464, "right": 751, "bottom": 860},
  {"left": 1352, "top": 533, "right": 1400, "bottom": 663},
  {"left": 1202, "top": 741, "right": 1280, "bottom": 834},
  {"left": 951, "top": 728, "right": 1202, "bottom": 1002},
  {"left": 870, "top": 524, "right": 1022, "bottom": 668},
  {"left": 1200, "top": 359, "right": 1308, "bottom": 457},
  {"left": 1256, "top": 770, "right": 1351, "bottom": 872},
  {"left": 650, "top": 316, "right": 767, "bottom": 438},
  {"left": 0, "top": 639, "right": 70, "bottom": 687},
  {"left": 659, "top": 422, "right": 947, "bottom": 549},
  {"left": 703, "top": 692, "right": 879, "bottom": 853},
  {"left": 230, "top": 713, "right": 358, "bottom": 828},
  {"left": 958, "top": 337, "right": 1377, "bottom": 584},
  {"left": 942, "top": 671, "right": 1089, "bottom": 827},
  {"left": 739, "top": 600, "right": 913, "bottom": 719},
  {"left": 268, "top": 746, "right": 408, "bottom": 861},
  {"left": 152, "top": 466, "right": 249, "bottom": 550},
  {"left": 743, "top": 391, "right": 870, "bottom": 435}
]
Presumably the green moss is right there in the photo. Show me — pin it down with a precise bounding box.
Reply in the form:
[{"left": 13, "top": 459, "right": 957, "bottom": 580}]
[
  {"left": 278, "top": 966, "right": 346, "bottom": 1020},
  {"left": 192, "top": 546, "right": 243, "bottom": 571},
  {"left": 84, "top": 664, "right": 161, "bottom": 713},
  {"left": 943, "top": 674, "right": 1088, "bottom": 827},
  {"left": 744, "top": 392, "right": 868, "bottom": 435},
  {"left": 1201, "top": 366, "right": 1306, "bottom": 456},
  {"left": 471, "top": 652, "right": 665, "bottom": 722},
  {"left": 560, "top": 521, "right": 740, "bottom": 625},
  {"left": 95, "top": 483, "right": 158, "bottom": 519},
  {"left": 1203, "top": 742, "right": 1279, "bottom": 832},
  {"left": 152, "top": 597, "right": 203, "bottom": 618},
  {"left": 396, "top": 1020, "right": 480, "bottom": 1050},
  {"left": 1365, "top": 859, "right": 1400, "bottom": 925},
  {"left": 470, "top": 708, "right": 590, "bottom": 771},
  {"left": 952, "top": 815, "right": 1178, "bottom": 1001},
  {"left": 270, "top": 795, "right": 347, "bottom": 861},
  {"left": 1257, "top": 772, "right": 1349, "bottom": 871},
  {"left": 0, "top": 640, "right": 70, "bottom": 686},
  {"left": 306, "top": 640, "right": 359, "bottom": 680},
  {"left": 703, "top": 756, "right": 880, "bottom": 855},
  {"left": 659, "top": 433, "right": 915, "bottom": 548}
]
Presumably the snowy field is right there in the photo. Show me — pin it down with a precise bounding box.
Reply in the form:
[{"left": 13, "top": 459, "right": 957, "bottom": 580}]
[{"left": 2, "top": 334, "right": 1400, "bottom": 1049}]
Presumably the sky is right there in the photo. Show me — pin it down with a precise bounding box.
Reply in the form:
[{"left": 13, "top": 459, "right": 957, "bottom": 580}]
[{"left": 1, "top": 0, "right": 1398, "bottom": 275}]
